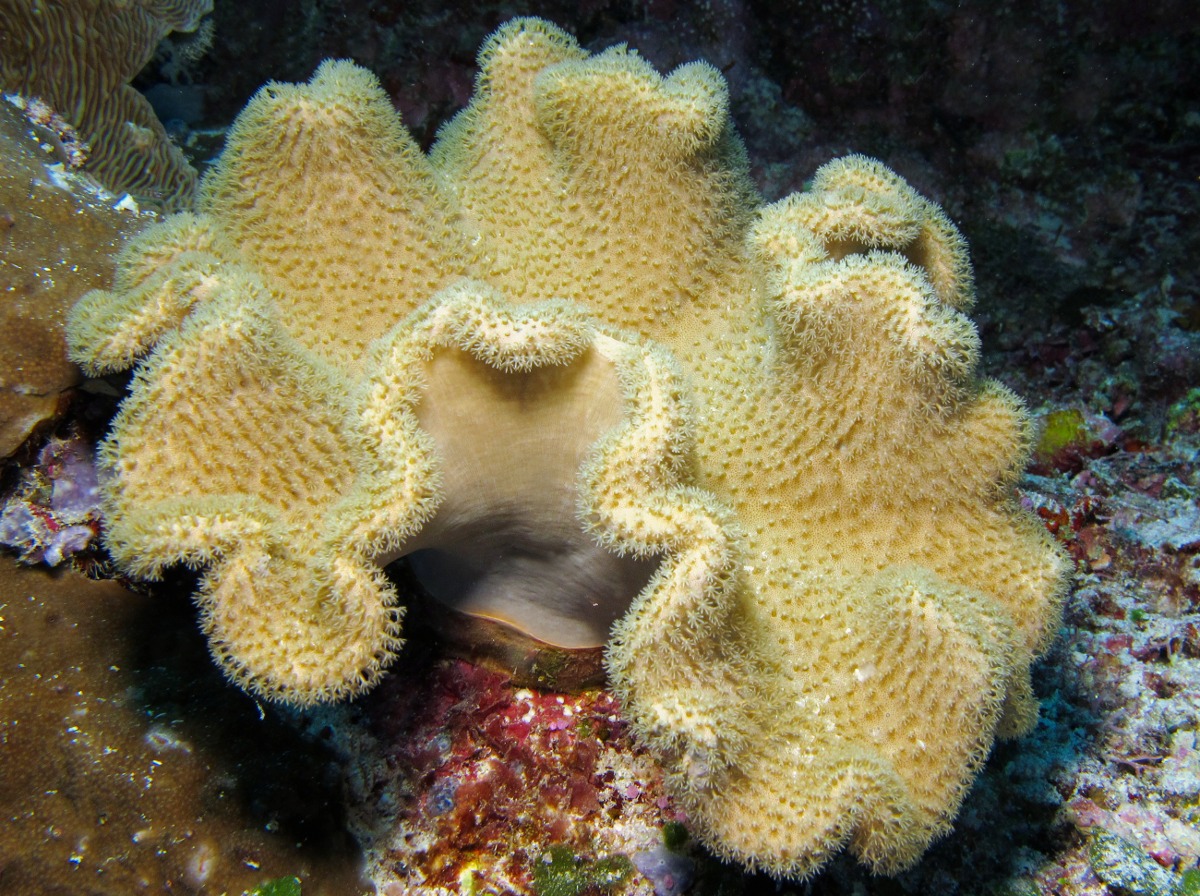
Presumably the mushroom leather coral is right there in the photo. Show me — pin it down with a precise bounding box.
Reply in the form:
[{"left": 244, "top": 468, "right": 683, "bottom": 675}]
[{"left": 66, "top": 18, "right": 1068, "bottom": 880}]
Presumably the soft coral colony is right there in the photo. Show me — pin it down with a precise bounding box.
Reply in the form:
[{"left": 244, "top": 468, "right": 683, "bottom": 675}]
[{"left": 66, "top": 17, "right": 1069, "bottom": 880}]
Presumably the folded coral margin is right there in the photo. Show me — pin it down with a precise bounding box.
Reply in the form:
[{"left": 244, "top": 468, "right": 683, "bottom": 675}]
[{"left": 66, "top": 17, "right": 1069, "bottom": 880}]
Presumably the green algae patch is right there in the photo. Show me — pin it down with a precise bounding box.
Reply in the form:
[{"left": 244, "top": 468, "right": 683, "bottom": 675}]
[
  {"left": 1036, "top": 409, "right": 1090, "bottom": 461},
  {"left": 1166, "top": 388, "right": 1200, "bottom": 437},
  {"left": 663, "top": 820, "right": 690, "bottom": 851},
  {"left": 1031, "top": 407, "right": 1118, "bottom": 474},
  {"left": 247, "top": 877, "right": 302, "bottom": 896},
  {"left": 532, "top": 845, "right": 633, "bottom": 896},
  {"left": 1177, "top": 869, "right": 1200, "bottom": 896}
]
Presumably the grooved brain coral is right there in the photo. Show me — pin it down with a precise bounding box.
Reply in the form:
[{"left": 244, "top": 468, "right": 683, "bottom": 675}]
[
  {"left": 0, "top": 0, "right": 210, "bottom": 209},
  {"left": 66, "top": 18, "right": 1069, "bottom": 880}
]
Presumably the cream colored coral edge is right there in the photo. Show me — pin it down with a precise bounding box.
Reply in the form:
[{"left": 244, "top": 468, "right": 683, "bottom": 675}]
[{"left": 66, "top": 17, "right": 1069, "bottom": 881}]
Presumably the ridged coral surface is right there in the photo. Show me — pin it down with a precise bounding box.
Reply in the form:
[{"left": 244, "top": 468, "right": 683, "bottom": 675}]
[
  {"left": 0, "top": 0, "right": 210, "bottom": 209},
  {"left": 66, "top": 18, "right": 1068, "bottom": 879}
]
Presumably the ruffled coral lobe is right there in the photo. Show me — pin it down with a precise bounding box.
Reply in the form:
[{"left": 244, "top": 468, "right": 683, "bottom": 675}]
[{"left": 66, "top": 17, "right": 1068, "bottom": 880}]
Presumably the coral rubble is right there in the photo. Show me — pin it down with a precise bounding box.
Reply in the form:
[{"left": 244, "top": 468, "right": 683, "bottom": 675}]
[
  {"left": 341, "top": 654, "right": 681, "bottom": 894},
  {"left": 65, "top": 18, "right": 1068, "bottom": 878}
]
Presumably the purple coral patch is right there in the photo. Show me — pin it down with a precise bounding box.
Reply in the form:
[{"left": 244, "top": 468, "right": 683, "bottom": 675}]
[
  {"left": 633, "top": 845, "right": 695, "bottom": 896},
  {"left": 0, "top": 429, "right": 103, "bottom": 566}
]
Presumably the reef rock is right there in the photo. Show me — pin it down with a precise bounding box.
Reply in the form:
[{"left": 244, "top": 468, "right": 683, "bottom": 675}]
[
  {"left": 0, "top": 98, "right": 148, "bottom": 460},
  {"left": 66, "top": 18, "right": 1068, "bottom": 879},
  {"left": 0, "top": 558, "right": 368, "bottom": 894}
]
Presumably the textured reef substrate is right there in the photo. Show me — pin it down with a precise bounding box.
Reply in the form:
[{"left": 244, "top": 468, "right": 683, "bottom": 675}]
[{"left": 1, "top": 1, "right": 1198, "bottom": 894}]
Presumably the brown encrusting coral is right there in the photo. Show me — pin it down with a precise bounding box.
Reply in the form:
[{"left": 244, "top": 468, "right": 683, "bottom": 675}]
[
  {"left": 65, "top": 18, "right": 1068, "bottom": 878},
  {"left": 0, "top": 559, "right": 370, "bottom": 895},
  {"left": 0, "top": 99, "right": 148, "bottom": 460}
]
